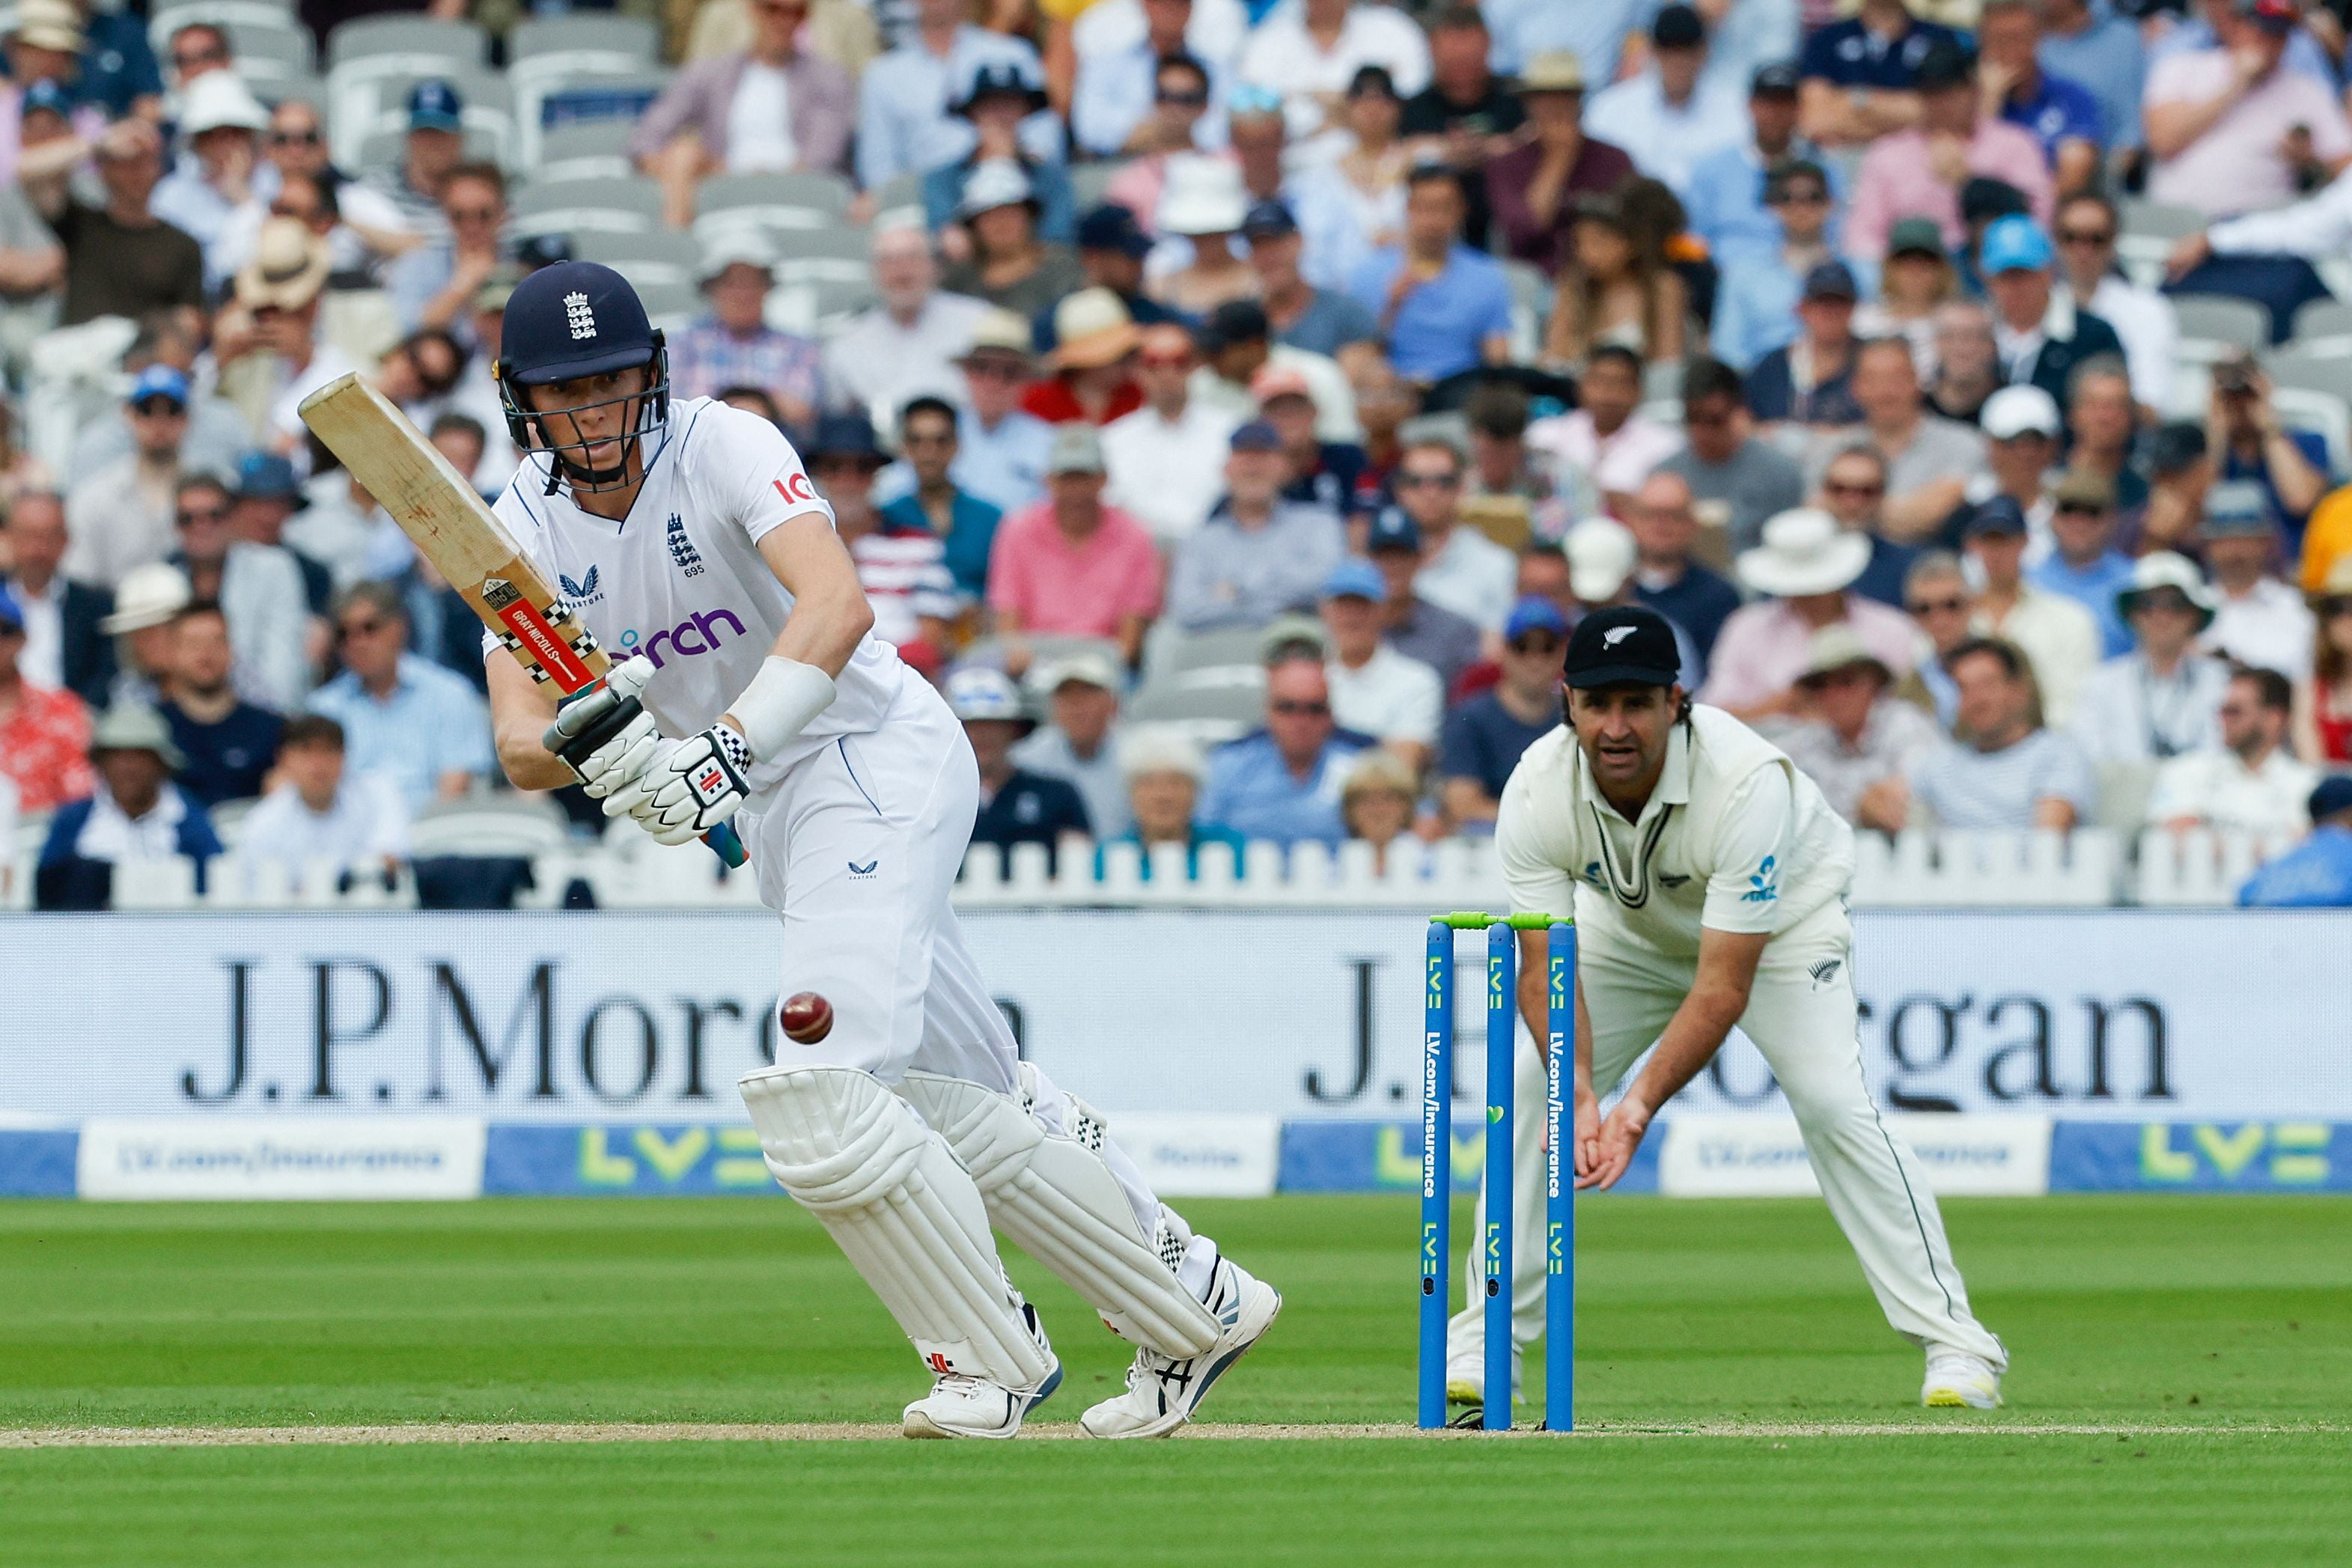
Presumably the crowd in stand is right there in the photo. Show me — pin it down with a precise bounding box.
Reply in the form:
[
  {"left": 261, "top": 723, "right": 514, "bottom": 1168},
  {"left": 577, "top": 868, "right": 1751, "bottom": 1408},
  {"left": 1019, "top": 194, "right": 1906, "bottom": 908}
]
[{"left": 1, "top": 0, "right": 2351, "bottom": 910}]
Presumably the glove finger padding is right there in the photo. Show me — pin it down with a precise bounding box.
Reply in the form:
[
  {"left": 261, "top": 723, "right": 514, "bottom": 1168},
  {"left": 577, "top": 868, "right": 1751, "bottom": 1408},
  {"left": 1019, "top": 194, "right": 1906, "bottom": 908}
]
[
  {"left": 641, "top": 724, "right": 754, "bottom": 845},
  {"left": 546, "top": 658, "right": 662, "bottom": 796}
]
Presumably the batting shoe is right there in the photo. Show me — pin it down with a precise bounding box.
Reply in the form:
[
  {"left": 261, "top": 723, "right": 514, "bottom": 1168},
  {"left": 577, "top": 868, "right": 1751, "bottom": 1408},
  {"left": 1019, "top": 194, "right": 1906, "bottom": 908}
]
[
  {"left": 901, "top": 1300, "right": 1064, "bottom": 1439},
  {"left": 1079, "top": 1256, "right": 1282, "bottom": 1439},
  {"left": 1921, "top": 1351, "right": 2005, "bottom": 1409}
]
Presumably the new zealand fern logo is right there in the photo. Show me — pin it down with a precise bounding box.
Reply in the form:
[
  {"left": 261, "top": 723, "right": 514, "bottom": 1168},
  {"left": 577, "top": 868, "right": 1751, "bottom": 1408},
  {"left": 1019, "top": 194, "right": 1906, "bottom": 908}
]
[
  {"left": 558, "top": 566, "right": 602, "bottom": 608},
  {"left": 665, "top": 513, "right": 705, "bottom": 578}
]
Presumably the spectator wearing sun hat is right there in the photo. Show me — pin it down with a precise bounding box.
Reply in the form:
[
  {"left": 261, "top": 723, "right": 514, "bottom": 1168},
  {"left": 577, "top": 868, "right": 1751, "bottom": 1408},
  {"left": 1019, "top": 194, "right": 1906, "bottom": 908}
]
[
  {"left": 1149, "top": 153, "right": 1257, "bottom": 317},
  {"left": 1699, "top": 506, "right": 1919, "bottom": 720},
  {"left": 1020, "top": 287, "right": 1145, "bottom": 427},
  {"left": 2071, "top": 551, "right": 2232, "bottom": 763},
  {"left": 34, "top": 702, "right": 221, "bottom": 911},
  {"left": 669, "top": 234, "right": 824, "bottom": 425},
  {"left": 939, "top": 159, "right": 1088, "bottom": 321},
  {"left": 921, "top": 61, "right": 1078, "bottom": 246},
  {"left": 1768, "top": 623, "right": 1944, "bottom": 825},
  {"left": 149, "top": 71, "right": 272, "bottom": 290},
  {"left": 856, "top": 16, "right": 1061, "bottom": 194}
]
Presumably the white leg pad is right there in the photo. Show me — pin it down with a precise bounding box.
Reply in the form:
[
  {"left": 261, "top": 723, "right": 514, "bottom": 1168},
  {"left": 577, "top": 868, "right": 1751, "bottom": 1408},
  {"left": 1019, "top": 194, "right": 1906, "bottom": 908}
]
[
  {"left": 899, "top": 1067, "right": 1222, "bottom": 1358},
  {"left": 740, "top": 1063, "right": 1055, "bottom": 1389}
]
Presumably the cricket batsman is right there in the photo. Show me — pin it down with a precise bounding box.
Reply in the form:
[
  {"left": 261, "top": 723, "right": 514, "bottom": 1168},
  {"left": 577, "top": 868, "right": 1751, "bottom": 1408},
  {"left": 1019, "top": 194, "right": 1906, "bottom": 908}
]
[
  {"left": 1448, "top": 605, "right": 2007, "bottom": 1410},
  {"left": 478, "top": 262, "right": 1280, "bottom": 1439}
]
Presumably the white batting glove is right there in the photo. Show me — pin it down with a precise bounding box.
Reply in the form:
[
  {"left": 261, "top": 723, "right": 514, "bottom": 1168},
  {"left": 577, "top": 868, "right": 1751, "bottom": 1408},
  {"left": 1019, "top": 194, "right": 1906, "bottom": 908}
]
[
  {"left": 543, "top": 657, "right": 660, "bottom": 799},
  {"left": 627, "top": 721, "right": 756, "bottom": 845}
]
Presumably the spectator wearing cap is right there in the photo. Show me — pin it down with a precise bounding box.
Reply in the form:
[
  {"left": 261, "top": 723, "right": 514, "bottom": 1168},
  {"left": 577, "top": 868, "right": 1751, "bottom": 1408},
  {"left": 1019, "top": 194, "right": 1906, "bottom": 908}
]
[
  {"left": 1022, "top": 287, "right": 1145, "bottom": 427},
  {"left": 0, "top": 581, "right": 94, "bottom": 814},
  {"left": 1101, "top": 323, "right": 1237, "bottom": 543},
  {"left": 2040, "top": 0, "right": 2146, "bottom": 161},
  {"left": 1702, "top": 507, "right": 1919, "bottom": 720},
  {"left": 1621, "top": 469, "right": 1739, "bottom": 662},
  {"left": 1258, "top": 364, "right": 1368, "bottom": 519},
  {"left": 1977, "top": 215, "right": 2127, "bottom": 417},
  {"left": 1319, "top": 558, "right": 1443, "bottom": 772},
  {"left": 2206, "top": 349, "right": 2331, "bottom": 549},
  {"left": 1844, "top": 39, "right": 2053, "bottom": 265},
  {"left": 1074, "top": 0, "right": 1231, "bottom": 160},
  {"left": 2030, "top": 465, "right": 2137, "bottom": 656},
  {"left": 2060, "top": 357, "right": 2152, "bottom": 525},
  {"left": 305, "top": 582, "right": 492, "bottom": 813},
  {"left": 234, "top": 714, "right": 409, "bottom": 889},
  {"left": 1395, "top": 427, "right": 1516, "bottom": 634},
  {"left": 1710, "top": 159, "right": 1843, "bottom": 376},
  {"left": 1198, "top": 647, "right": 1370, "bottom": 847},
  {"left": 1364, "top": 506, "right": 1481, "bottom": 692},
  {"left": 1959, "top": 382, "right": 2065, "bottom": 544},
  {"left": 1812, "top": 444, "right": 1921, "bottom": 611},
  {"left": 1346, "top": 163, "right": 1512, "bottom": 385},
  {"left": 1853, "top": 219, "right": 1957, "bottom": 379},
  {"left": 939, "top": 159, "right": 1087, "bottom": 321},
  {"left": 1, "top": 493, "right": 110, "bottom": 707},
  {"left": 1398, "top": 5, "right": 1523, "bottom": 243},
  {"left": 1797, "top": 0, "right": 1966, "bottom": 147},
  {"left": 1687, "top": 62, "right": 1831, "bottom": 260},
  {"left": 1525, "top": 346, "right": 1682, "bottom": 522},
  {"left": 859, "top": 0, "right": 1061, "bottom": 191},
  {"left": 2143, "top": 0, "right": 2351, "bottom": 219},
  {"left": 1769, "top": 623, "right": 1943, "bottom": 825},
  {"left": 1483, "top": 51, "right": 1636, "bottom": 276},
  {"left": 1436, "top": 593, "right": 1568, "bottom": 831},
  {"left": 2070, "top": 552, "right": 2231, "bottom": 762},
  {"left": 95, "top": 561, "right": 189, "bottom": 712},
  {"left": 1657, "top": 358, "right": 1806, "bottom": 554},
  {"left": 19, "top": 115, "right": 202, "bottom": 327},
  {"left": 1743, "top": 258, "right": 1865, "bottom": 429},
  {"left": 1166, "top": 421, "right": 1343, "bottom": 631},
  {"left": 818, "top": 412, "right": 958, "bottom": 657},
  {"left": 627, "top": 0, "right": 857, "bottom": 226},
  {"left": 34, "top": 702, "right": 220, "bottom": 911},
  {"left": 167, "top": 474, "right": 309, "bottom": 713},
  {"left": 1585, "top": 4, "right": 1747, "bottom": 204},
  {"left": 226, "top": 453, "right": 332, "bottom": 614},
  {"left": 2049, "top": 195, "right": 2175, "bottom": 412},
  {"left": 826, "top": 226, "right": 990, "bottom": 425},
  {"left": 1964, "top": 492, "right": 2101, "bottom": 725},
  {"left": 1240, "top": 200, "right": 1381, "bottom": 374},
  {"left": 1035, "top": 205, "right": 1185, "bottom": 356},
  {"left": 1871, "top": 635, "right": 2097, "bottom": 832},
  {"left": 987, "top": 424, "right": 1162, "bottom": 668},
  {"left": 881, "top": 394, "right": 1005, "bottom": 605},
  {"left": 1289, "top": 65, "right": 1412, "bottom": 295},
  {"left": 1826, "top": 336, "right": 1986, "bottom": 545},
  {"left": 156, "top": 602, "right": 282, "bottom": 808},
  {"left": 365, "top": 81, "right": 469, "bottom": 232},
  {"left": 926, "top": 308, "right": 1055, "bottom": 514},
  {"left": 64, "top": 367, "right": 194, "bottom": 590},
  {"left": 1976, "top": 0, "right": 2103, "bottom": 197},
  {"left": 2147, "top": 663, "right": 2315, "bottom": 835},
  {"left": 1235, "top": 0, "right": 1430, "bottom": 144},
  {"left": 1012, "top": 650, "right": 1130, "bottom": 839},
  {"left": 2199, "top": 481, "right": 2314, "bottom": 677},
  {"left": 1096, "top": 725, "right": 1246, "bottom": 882},
  {"left": 1189, "top": 299, "right": 1360, "bottom": 446},
  {"left": 2238, "top": 775, "right": 2352, "bottom": 905},
  {"left": 671, "top": 236, "right": 824, "bottom": 427},
  {"left": 148, "top": 71, "right": 272, "bottom": 290},
  {"left": 950, "top": 667, "right": 1094, "bottom": 870},
  {"left": 923, "top": 62, "right": 1079, "bottom": 251},
  {"left": 1150, "top": 153, "right": 1258, "bottom": 316}
]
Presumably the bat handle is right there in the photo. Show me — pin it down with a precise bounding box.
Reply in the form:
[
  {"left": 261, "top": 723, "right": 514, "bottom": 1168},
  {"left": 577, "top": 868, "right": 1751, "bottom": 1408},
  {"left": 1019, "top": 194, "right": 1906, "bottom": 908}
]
[{"left": 703, "top": 821, "right": 749, "bottom": 868}]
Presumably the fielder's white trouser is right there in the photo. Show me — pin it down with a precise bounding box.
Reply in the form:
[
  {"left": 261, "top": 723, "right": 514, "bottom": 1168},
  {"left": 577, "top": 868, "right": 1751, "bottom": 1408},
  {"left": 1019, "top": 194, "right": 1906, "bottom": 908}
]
[
  {"left": 734, "top": 671, "right": 1219, "bottom": 1367},
  {"left": 1448, "top": 908, "right": 2005, "bottom": 1382}
]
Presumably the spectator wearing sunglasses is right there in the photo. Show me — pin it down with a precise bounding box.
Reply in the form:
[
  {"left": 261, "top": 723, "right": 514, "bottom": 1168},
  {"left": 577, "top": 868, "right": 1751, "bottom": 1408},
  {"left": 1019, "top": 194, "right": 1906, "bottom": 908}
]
[
  {"left": 1392, "top": 427, "right": 1515, "bottom": 634},
  {"left": 1710, "top": 159, "right": 1841, "bottom": 376},
  {"left": 2048, "top": 194, "right": 2175, "bottom": 414},
  {"left": 1101, "top": 323, "right": 1239, "bottom": 545},
  {"left": 1075, "top": 1, "right": 1231, "bottom": 158},
  {"left": 250, "top": 101, "right": 417, "bottom": 278},
  {"left": 164, "top": 475, "right": 310, "bottom": 713},
  {"left": 2031, "top": 466, "right": 2137, "bottom": 657},
  {"left": 385, "top": 162, "right": 514, "bottom": 340},
  {"left": 305, "top": 582, "right": 492, "bottom": 812},
  {"left": 149, "top": 72, "right": 272, "bottom": 290},
  {"left": 1198, "top": 648, "right": 1371, "bottom": 848},
  {"left": 1813, "top": 443, "right": 1920, "bottom": 612}
]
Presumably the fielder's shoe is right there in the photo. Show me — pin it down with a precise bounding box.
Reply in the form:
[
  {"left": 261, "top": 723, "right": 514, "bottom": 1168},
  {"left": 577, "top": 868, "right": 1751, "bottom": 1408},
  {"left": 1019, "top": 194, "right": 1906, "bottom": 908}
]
[
  {"left": 1445, "top": 1349, "right": 1521, "bottom": 1412},
  {"left": 901, "top": 1299, "right": 1063, "bottom": 1439},
  {"left": 1921, "top": 1351, "right": 2004, "bottom": 1409},
  {"left": 1079, "top": 1256, "right": 1282, "bottom": 1439}
]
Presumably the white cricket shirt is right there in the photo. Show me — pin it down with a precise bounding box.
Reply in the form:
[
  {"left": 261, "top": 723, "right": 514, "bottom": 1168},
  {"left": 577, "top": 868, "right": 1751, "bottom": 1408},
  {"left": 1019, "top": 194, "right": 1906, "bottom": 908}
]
[
  {"left": 1496, "top": 704, "right": 1856, "bottom": 958},
  {"left": 489, "top": 397, "right": 905, "bottom": 790}
]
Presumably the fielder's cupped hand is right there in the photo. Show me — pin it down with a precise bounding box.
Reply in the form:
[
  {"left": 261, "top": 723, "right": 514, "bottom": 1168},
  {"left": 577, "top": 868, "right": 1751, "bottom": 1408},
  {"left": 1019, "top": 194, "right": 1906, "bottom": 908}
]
[{"left": 1576, "top": 1093, "right": 1651, "bottom": 1192}]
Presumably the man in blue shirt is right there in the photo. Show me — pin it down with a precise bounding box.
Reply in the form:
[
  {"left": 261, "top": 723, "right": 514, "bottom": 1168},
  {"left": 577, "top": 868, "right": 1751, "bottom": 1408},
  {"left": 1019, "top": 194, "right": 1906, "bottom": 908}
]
[
  {"left": 2039, "top": 0, "right": 2145, "bottom": 153},
  {"left": 1798, "top": 0, "right": 1966, "bottom": 148},
  {"left": 949, "top": 312, "right": 1058, "bottom": 515},
  {"left": 856, "top": 0, "right": 1062, "bottom": 190},
  {"left": 1980, "top": 0, "right": 2104, "bottom": 194},
  {"left": 1437, "top": 595, "right": 1565, "bottom": 832},
  {"left": 1199, "top": 652, "right": 1369, "bottom": 846},
  {"left": 2029, "top": 467, "right": 2138, "bottom": 655},
  {"left": 1344, "top": 164, "right": 1512, "bottom": 385},
  {"left": 2239, "top": 776, "right": 2352, "bottom": 906},
  {"left": 1685, "top": 63, "right": 1838, "bottom": 258},
  {"left": 880, "top": 395, "right": 1003, "bottom": 604},
  {"left": 306, "top": 583, "right": 493, "bottom": 813}
]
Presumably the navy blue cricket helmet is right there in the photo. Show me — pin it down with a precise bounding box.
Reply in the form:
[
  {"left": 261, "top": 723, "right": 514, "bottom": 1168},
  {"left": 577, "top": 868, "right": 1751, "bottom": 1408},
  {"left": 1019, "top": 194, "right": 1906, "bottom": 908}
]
[{"left": 493, "top": 260, "right": 670, "bottom": 493}]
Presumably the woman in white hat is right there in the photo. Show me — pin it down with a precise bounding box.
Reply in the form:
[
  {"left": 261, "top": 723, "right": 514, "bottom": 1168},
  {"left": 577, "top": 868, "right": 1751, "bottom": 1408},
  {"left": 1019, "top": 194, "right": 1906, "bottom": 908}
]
[
  {"left": 1148, "top": 154, "right": 1257, "bottom": 315},
  {"left": 1093, "top": 724, "right": 1248, "bottom": 882},
  {"left": 1697, "top": 507, "right": 1918, "bottom": 719},
  {"left": 938, "top": 159, "right": 1087, "bottom": 320}
]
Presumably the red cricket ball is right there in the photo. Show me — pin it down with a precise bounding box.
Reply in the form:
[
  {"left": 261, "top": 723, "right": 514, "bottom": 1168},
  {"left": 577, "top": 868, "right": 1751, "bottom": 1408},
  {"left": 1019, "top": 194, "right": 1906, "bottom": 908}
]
[{"left": 780, "top": 991, "right": 834, "bottom": 1044}]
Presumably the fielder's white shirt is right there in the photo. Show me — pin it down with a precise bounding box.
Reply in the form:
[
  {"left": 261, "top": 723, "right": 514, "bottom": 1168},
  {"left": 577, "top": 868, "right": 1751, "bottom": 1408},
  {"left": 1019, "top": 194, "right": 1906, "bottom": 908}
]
[
  {"left": 1498, "top": 704, "right": 1855, "bottom": 958},
  {"left": 490, "top": 397, "right": 905, "bottom": 791}
]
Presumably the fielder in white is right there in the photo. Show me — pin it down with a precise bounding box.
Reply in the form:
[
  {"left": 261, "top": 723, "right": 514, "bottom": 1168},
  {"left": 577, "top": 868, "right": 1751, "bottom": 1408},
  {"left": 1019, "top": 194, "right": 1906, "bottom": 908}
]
[
  {"left": 1448, "top": 605, "right": 2008, "bottom": 1410},
  {"left": 479, "top": 262, "right": 1280, "bottom": 1439}
]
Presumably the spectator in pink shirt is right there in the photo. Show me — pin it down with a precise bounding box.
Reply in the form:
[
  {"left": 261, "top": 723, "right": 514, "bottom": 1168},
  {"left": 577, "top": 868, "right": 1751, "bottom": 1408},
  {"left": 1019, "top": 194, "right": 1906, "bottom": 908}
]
[
  {"left": 985, "top": 424, "right": 1163, "bottom": 673},
  {"left": 1697, "top": 506, "right": 1920, "bottom": 721},
  {"left": 2142, "top": 0, "right": 2352, "bottom": 219},
  {"left": 1844, "top": 37, "right": 2053, "bottom": 263}
]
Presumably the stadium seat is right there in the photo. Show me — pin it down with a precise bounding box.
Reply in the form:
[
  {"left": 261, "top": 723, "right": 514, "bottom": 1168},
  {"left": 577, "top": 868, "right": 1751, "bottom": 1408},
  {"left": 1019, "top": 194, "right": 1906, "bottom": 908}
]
[
  {"left": 510, "top": 177, "right": 667, "bottom": 237},
  {"left": 324, "top": 16, "right": 489, "bottom": 70},
  {"left": 956, "top": 634, "right": 1126, "bottom": 683},
  {"left": 508, "top": 14, "right": 659, "bottom": 66},
  {"left": 694, "top": 171, "right": 853, "bottom": 241},
  {"left": 870, "top": 171, "right": 924, "bottom": 229},
  {"left": 1126, "top": 680, "right": 1265, "bottom": 726},
  {"left": 630, "top": 278, "right": 701, "bottom": 323},
  {"left": 531, "top": 120, "right": 636, "bottom": 183},
  {"left": 2170, "top": 295, "right": 2269, "bottom": 363},
  {"left": 1151, "top": 625, "right": 1280, "bottom": 677},
  {"left": 2094, "top": 760, "right": 2159, "bottom": 836},
  {"left": 111, "top": 857, "right": 200, "bottom": 910},
  {"left": 406, "top": 796, "right": 573, "bottom": 859},
  {"left": 332, "top": 69, "right": 513, "bottom": 173},
  {"left": 2260, "top": 349, "right": 2352, "bottom": 403},
  {"left": 511, "top": 45, "right": 671, "bottom": 171},
  {"left": 2271, "top": 385, "right": 2352, "bottom": 475},
  {"left": 2115, "top": 198, "right": 2201, "bottom": 287},
  {"left": 354, "top": 122, "right": 510, "bottom": 181},
  {"left": 2285, "top": 298, "right": 2352, "bottom": 359},
  {"left": 574, "top": 229, "right": 701, "bottom": 275}
]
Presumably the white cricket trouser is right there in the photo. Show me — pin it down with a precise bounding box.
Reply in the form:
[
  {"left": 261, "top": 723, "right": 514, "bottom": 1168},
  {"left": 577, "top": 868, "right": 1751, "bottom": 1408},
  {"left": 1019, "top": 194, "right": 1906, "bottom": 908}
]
[
  {"left": 1448, "top": 908, "right": 2006, "bottom": 1380},
  {"left": 731, "top": 669, "right": 1164, "bottom": 1235}
]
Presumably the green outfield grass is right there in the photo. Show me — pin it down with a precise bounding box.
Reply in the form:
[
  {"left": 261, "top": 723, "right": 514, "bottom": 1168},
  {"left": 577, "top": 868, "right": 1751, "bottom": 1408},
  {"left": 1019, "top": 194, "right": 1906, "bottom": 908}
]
[{"left": 3, "top": 1195, "right": 2349, "bottom": 1564}]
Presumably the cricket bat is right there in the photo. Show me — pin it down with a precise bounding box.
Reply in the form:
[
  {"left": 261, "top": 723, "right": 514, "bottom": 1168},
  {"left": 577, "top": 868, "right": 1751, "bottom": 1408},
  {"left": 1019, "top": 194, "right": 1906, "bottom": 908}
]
[{"left": 299, "top": 372, "right": 747, "bottom": 866}]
